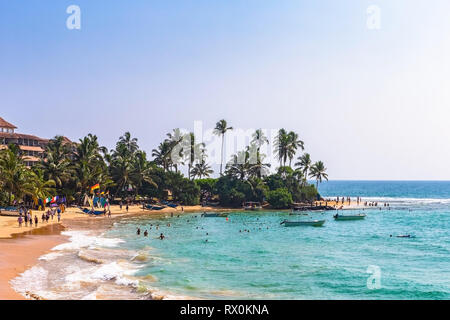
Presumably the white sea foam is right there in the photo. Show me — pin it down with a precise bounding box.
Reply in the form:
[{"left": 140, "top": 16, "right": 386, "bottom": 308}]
[
  {"left": 52, "top": 230, "right": 124, "bottom": 251},
  {"left": 10, "top": 266, "right": 59, "bottom": 300},
  {"left": 325, "top": 196, "right": 450, "bottom": 205},
  {"left": 62, "top": 260, "right": 141, "bottom": 290},
  {"left": 39, "top": 251, "right": 65, "bottom": 261},
  {"left": 363, "top": 197, "right": 450, "bottom": 205}
]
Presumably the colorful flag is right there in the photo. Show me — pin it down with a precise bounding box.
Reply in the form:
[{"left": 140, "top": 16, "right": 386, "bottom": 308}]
[{"left": 91, "top": 184, "right": 100, "bottom": 193}]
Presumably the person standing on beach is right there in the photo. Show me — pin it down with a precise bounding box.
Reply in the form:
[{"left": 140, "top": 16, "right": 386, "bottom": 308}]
[
  {"left": 57, "top": 211, "right": 61, "bottom": 222},
  {"left": 126, "top": 204, "right": 129, "bottom": 212},
  {"left": 18, "top": 216, "right": 23, "bottom": 227},
  {"left": 34, "top": 215, "right": 38, "bottom": 227}
]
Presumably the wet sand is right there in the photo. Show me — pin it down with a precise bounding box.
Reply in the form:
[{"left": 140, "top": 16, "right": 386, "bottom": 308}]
[{"left": 0, "top": 224, "right": 67, "bottom": 300}]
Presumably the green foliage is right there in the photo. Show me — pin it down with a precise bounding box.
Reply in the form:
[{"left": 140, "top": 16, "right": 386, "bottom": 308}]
[
  {"left": 215, "top": 176, "right": 267, "bottom": 207},
  {"left": 164, "top": 171, "right": 200, "bottom": 205},
  {"left": 0, "top": 122, "right": 326, "bottom": 209},
  {"left": 267, "top": 188, "right": 293, "bottom": 209},
  {"left": 195, "top": 178, "right": 217, "bottom": 194}
]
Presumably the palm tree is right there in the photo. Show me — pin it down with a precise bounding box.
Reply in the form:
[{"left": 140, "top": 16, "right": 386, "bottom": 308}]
[
  {"left": 286, "top": 131, "right": 304, "bottom": 167},
  {"left": 0, "top": 145, "right": 35, "bottom": 205},
  {"left": 251, "top": 129, "right": 269, "bottom": 178},
  {"left": 295, "top": 153, "right": 312, "bottom": 178},
  {"left": 31, "top": 168, "right": 56, "bottom": 202},
  {"left": 274, "top": 129, "right": 289, "bottom": 167},
  {"left": 213, "top": 119, "right": 233, "bottom": 176},
  {"left": 73, "top": 134, "right": 108, "bottom": 199},
  {"left": 152, "top": 141, "right": 172, "bottom": 172},
  {"left": 110, "top": 149, "right": 133, "bottom": 196},
  {"left": 191, "top": 160, "right": 213, "bottom": 179},
  {"left": 130, "top": 150, "right": 157, "bottom": 197},
  {"left": 185, "top": 132, "right": 205, "bottom": 180},
  {"left": 117, "top": 132, "right": 139, "bottom": 156},
  {"left": 165, "top": 128, "right": 187, "bottom": 173},
  {"left": 40, "top": 136, "right": 74, "bottom": 189},
  {"left": 309, "top": 161, "right": 328, "bottom": 189},
  {"left": 251, "top": 129, "right": 269, "bottom": 150},
  {"left": 226, "top": 150, "right": 249, "bottom": 180}
]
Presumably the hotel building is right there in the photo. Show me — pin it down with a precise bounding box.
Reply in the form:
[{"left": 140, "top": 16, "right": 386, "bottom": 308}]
[{"left": 0, "top": 116, "right": 49, "bottom": 167}]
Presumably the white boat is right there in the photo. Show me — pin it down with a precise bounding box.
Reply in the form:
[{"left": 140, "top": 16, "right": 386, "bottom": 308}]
[
  {"left": 201, "top": 212, "right": 228, "bottom": 217},
  {"left": 333, "top": 213, "right": 366, "bottom": 221},
  {"left": 281, "top": 220, "right": 325, "bottom": 227}
]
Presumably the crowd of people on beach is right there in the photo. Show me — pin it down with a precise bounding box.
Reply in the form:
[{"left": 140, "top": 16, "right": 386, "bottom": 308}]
[
  {"left": 320, "top": 197, "right": 390, "bottom": 209},
  {"left": 17, "top": 205, "right": 63, "bottom": 228}
]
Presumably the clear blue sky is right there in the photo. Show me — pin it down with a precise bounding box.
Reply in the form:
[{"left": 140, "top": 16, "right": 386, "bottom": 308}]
[{"left": 2, "top": 0, "right": 450, "bottom": 179}]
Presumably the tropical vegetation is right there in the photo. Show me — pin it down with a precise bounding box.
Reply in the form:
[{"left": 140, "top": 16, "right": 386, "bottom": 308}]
[{"left": 0, "top": 120, "right": 328, "bottom": 209}]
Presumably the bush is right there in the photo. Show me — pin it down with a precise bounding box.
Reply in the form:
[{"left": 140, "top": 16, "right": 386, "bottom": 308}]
[
  {"left": 195, "top": 178, "right": 217, "bottom": 194},
  {"left": 215, "top": 176, "right": 259, "bottom": 207},
  {"left": 267, "top": 188, "right": 293, "bottom": 209}
]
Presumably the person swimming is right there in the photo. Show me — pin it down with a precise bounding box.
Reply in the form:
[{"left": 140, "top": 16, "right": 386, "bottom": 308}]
[
  {"left": 137, "top": 228, "right": 141, "bottom": 235},
  {"left": 159, "top": 233, "right": 165, "bottom": 240},
  {"left": 144, "top": 230, "right": 148, "bottom": 237}
]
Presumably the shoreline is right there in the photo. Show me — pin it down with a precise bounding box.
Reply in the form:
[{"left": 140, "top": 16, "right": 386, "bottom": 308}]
[
  {"left": 0, "top": 224, "right": 68, "bottom": 300},
  {"left": 0, "top": 202, "right": 364, "bottom": 300}
]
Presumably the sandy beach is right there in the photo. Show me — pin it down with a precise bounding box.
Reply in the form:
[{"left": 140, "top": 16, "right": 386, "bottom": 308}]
[
  {"left": 0, "top": 204, "right": 232, "bottom": 299},
  {"left": 0, "top": 224, "right": 67, "bottom": 299},
  {"left": 0, "top": 202, "right": 363, "bottom": 300}
]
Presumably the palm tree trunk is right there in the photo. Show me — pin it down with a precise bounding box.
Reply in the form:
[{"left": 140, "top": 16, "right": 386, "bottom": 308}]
[{"left": 220, "top": 135, "right": 224, "bottom": 175}]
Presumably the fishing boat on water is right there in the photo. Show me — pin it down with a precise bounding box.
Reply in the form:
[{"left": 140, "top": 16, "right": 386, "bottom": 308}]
[
  {"left": 201, "top": 212, "right": 228, "bottom": 217},
  {"left": 333, "top": 213, "right": 366, "bottom": 220},
  {"left": 281, "top": 219, "right": 325, "bottom": 227},
  {"left": 243, "top": 201, "right": 262, "bottom": 211}
]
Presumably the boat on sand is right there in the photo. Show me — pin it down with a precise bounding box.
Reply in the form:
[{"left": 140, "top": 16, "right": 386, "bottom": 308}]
[{"left": 243, "top": 202, "right": 262, "bottom": 211}]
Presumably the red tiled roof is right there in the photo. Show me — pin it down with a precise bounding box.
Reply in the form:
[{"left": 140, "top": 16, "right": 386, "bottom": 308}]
[
  {"left": 61, "top": 136, "right": 73, "bottom": 144},
  {"left": 0, "top": 117, "right": 17, "bottom": 129},
  {"left": 0, "top": 132, "right": 47, "bottom": 142},
  {"left": 19, "top": 146, "right": 45, "bottom": 152}
]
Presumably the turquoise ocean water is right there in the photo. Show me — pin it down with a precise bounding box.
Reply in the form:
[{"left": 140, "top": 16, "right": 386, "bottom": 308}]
[
  {"left": 105, "top": 181, "right": 450, "bottom": 299},
  {"left": 11, "top": 181, "right": 450, "bottom": 299}
]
